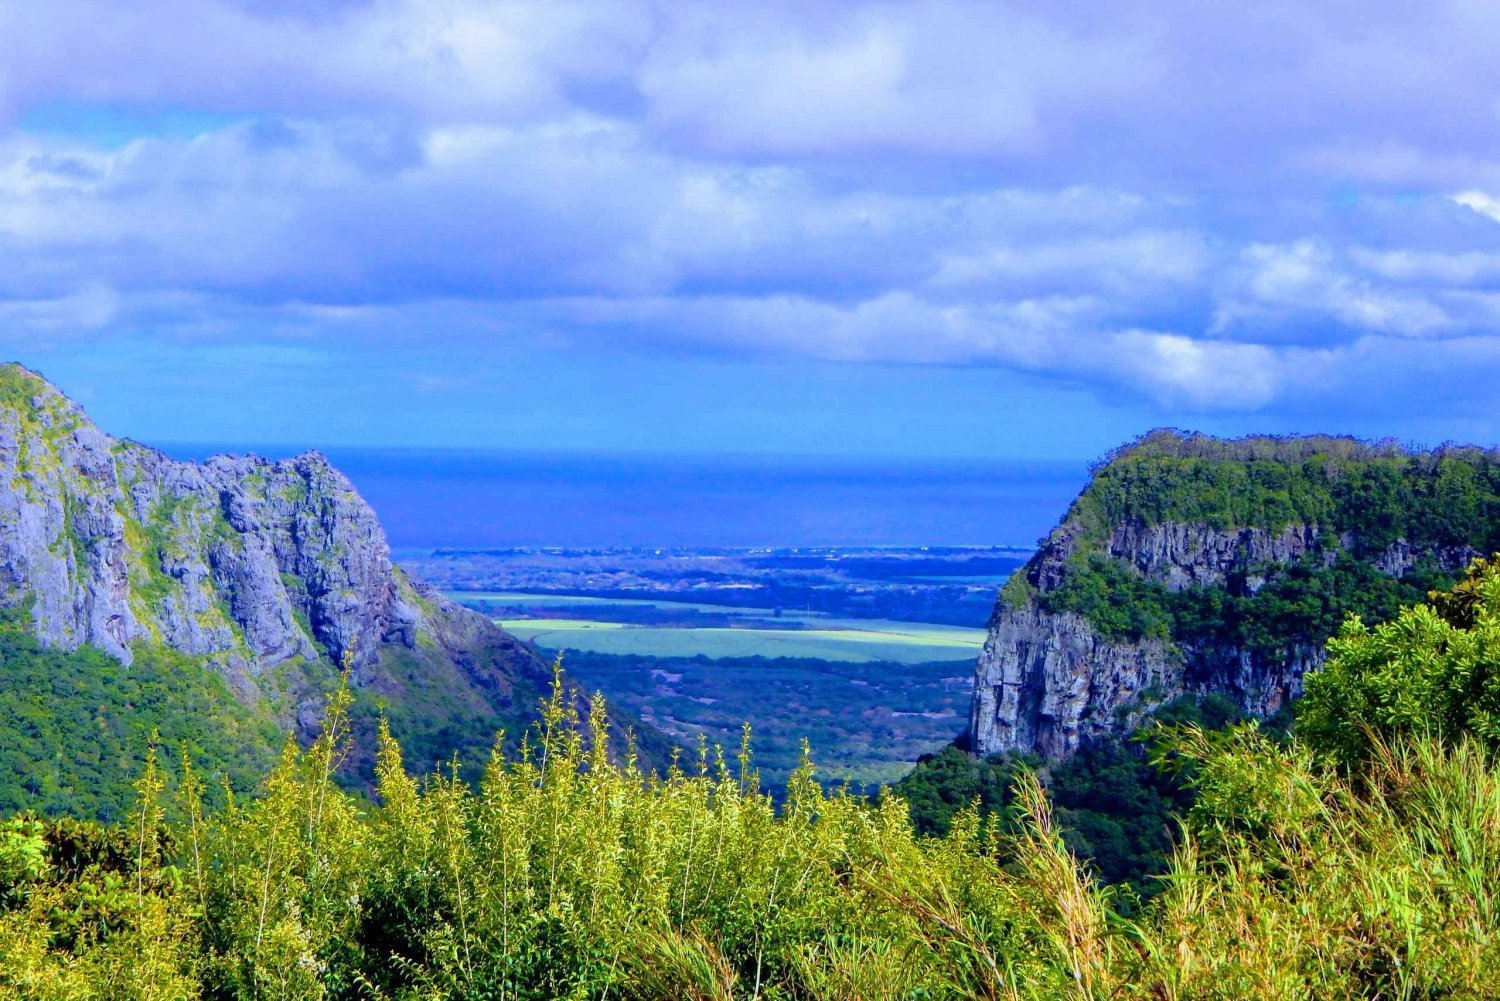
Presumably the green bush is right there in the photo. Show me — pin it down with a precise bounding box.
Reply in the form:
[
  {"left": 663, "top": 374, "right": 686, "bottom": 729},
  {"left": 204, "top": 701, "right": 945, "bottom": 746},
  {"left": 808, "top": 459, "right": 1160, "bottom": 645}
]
[
  {"left": 1300, "top": 555, "right": 1500, "bottom": 767},
  {"left": 4, "top": 658, "right": 1500, "bottom": 997},
  {"left": 1033, "top": 555, "right": 1176, "bottom": 641}
]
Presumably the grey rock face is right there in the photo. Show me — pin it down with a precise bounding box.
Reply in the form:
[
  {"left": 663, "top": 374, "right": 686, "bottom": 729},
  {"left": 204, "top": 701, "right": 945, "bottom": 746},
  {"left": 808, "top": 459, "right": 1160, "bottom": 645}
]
[
  {"left": 970, "top": 600, "right": 1314, "bottom": 758},
  {"left": 970, "top": 515, "right": 1477, "bottom": 759},
  {"left": 0, "top": 364, "right": 464, "bottom": 688},
  {"left": 1107, "top": 521, "right": 1333, "bottom": 591},
  {"left": 969, "top": 603, "right": 1174, "bottom": 758}
]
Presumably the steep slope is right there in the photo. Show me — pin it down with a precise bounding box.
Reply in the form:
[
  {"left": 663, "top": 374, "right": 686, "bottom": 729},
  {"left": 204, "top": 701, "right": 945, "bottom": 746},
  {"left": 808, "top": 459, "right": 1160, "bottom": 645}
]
[
  {"left": 969, "top": 430, "right": 1500, "bottom": 758},
  {"left": 0, "top": 363, "right": 669, "bottom": 813}
]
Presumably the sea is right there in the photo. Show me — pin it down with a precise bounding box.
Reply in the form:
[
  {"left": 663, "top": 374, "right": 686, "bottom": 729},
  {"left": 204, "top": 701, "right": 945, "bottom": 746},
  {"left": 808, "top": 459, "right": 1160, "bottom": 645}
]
[{"left": 160, "top": 445, "right": 1090, "bottom": 551}]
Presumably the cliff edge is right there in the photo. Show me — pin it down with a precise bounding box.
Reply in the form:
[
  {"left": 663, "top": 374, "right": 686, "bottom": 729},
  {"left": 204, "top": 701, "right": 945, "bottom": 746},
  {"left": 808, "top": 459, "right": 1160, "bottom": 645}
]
[
  {"left": 969, "top": 430, "right": 1500, "bottom": 758},
  {"left": 0, "top": 362, "right": 669, "bottom": 785}
]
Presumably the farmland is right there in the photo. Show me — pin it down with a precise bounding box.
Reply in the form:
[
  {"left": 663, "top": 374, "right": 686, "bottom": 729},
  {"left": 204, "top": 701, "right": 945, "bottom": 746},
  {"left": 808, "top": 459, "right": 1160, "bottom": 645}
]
[
  {"left": 553, "top": 649, "right": 975, "bottom": 790},
  {"left": 495, "top": 614, "right": 984, "bottom": 664},
  {"left": 440, "top": 588, "right": 988, "bottom": 789},
  {"left": 445, "top": 589, "right": 987, "bottom": 663}
]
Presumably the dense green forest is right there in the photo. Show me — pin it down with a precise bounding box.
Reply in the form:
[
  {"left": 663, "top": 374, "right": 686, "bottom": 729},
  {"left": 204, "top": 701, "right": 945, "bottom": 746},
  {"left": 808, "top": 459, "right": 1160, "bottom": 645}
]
[
  {"left": 0, "top": 608, "right": 280, "bottom": 823},
  {"left": 5, "top": 564, "right": 1500, "bottom": 997},
  {"left": 1070, "top": 430, "right": 1500, "bottom": 550},
  {"left": 894, "top": 692, "right": 1285, "bottom": 898}
]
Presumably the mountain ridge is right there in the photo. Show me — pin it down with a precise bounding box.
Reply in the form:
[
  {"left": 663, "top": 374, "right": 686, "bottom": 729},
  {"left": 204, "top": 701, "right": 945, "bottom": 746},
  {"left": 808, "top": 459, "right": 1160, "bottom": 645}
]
[{"left": 0, "top": 362, "right": 671, "bottom": 812}]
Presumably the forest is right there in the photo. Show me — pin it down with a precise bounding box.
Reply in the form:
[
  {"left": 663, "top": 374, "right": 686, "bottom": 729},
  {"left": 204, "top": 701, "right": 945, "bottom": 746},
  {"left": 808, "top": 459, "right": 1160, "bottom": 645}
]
[{"left": 1070, "top": 430, "right": 1500, "bottom": 551}]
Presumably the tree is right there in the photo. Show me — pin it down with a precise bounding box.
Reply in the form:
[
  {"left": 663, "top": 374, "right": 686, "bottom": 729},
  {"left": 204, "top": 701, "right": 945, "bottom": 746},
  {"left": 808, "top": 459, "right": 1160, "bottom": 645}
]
[{"left": 1300, "top": 555, "right": 1500, "bottom": 767}]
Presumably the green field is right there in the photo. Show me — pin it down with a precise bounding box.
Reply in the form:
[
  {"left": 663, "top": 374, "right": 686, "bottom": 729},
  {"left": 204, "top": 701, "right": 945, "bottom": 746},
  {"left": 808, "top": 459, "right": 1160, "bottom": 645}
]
[
  {"left": 456, "top": 590, "right": 981, "bottom": 784},
  {"left": 449, "top": 590, "right": 988, "bottom": 663},
  {"left": 497, "top": 617, "right": 984, "bottom": 663}
]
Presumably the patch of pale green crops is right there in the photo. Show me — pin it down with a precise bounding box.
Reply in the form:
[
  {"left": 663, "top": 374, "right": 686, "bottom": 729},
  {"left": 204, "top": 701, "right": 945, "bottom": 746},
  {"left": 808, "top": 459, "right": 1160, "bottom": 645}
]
[{"left": 499, "top": 618, "right": 985, "bottom": 663}]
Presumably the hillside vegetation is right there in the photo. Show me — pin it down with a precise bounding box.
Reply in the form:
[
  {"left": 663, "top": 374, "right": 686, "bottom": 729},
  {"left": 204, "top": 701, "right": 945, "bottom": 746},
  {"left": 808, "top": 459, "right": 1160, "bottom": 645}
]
[
  {"left": 1071, "top": 429, "right": 1500, "bottom": 548},
  {"left": 1025, "top": 431, "right": 1500, "bottom": 650},
  {"left": 895, "top": 692, "right": 1278, "bottom": 899},
  {"left": 0, "top": 608, "right": 281, "bottom": 823},
  {"left": 6, "top": 564, "right": 1500, "bottom": 998},
  {"left": 1035, "top": 550, "right": 1452, "bottom": 645}
]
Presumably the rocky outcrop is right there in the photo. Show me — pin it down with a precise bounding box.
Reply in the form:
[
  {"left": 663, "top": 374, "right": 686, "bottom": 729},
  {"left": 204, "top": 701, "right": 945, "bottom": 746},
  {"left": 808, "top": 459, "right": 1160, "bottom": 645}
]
[
  {"left": 0, "top": 363, "right": 626, "bottom": 771},
  {"left": 969, "top": 603, "right": 1174, "bottom": 758},
  {"left": 0, "top": 365, "right": 432, "bottom": 678},
  {"left": 968, "top": 432, "right": 1490, "bottom": 760},
  {"left": 1107, "top": 522, "right": 1334, "bottom": 591},
  {"left": 970, "top": 600, "right": 1316, "bottom": 757}
]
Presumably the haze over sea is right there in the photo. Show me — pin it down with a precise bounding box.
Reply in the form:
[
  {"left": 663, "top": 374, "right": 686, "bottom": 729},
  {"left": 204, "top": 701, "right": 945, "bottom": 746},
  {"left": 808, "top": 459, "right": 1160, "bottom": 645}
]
[{"left": 162, "top": 445, "right": 1087, "bottom": 551}]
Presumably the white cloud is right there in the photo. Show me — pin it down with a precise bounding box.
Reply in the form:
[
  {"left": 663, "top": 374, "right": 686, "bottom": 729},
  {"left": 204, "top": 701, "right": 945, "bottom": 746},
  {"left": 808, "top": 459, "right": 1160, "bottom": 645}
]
[
  {"left": 1351, "top": 246, "right": 1500, "bottom": 285},
  {"left": 634, "top": 2, "right": 1157, "bottom": 158},
  {"left": 928, "top": 231, "right": 1209, "bottom": 297},
  {"left": 1455, "top": 190, "right": 1500, "bottom": 223},
  {"left": 0, "top": 285, "right": 119, "bottom": 330},
  {"left": 1109, "top": 332, "right": 1290, "bottom": 410},
  {"left": 1215, "top": 241, "right": 1456, "bottom": 341},
  {"left": 5, "top": 0, "right": 1500, "bottom": 422},
  {"left": 0, "top": 1, "right": 639, "bottom": 125}
]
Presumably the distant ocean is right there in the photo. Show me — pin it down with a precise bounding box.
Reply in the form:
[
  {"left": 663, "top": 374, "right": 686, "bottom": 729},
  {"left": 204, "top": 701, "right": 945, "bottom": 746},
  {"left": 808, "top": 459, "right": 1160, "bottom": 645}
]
[{"left": 159, "top": 445, "right": 1090, "bottom": 550}]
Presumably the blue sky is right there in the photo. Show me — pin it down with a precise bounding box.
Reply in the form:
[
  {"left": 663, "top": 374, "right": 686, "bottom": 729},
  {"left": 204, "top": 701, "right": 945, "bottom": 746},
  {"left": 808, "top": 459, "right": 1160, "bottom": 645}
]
[{"left": 5, "top": 1, "right": 1500, "bottom": 459}]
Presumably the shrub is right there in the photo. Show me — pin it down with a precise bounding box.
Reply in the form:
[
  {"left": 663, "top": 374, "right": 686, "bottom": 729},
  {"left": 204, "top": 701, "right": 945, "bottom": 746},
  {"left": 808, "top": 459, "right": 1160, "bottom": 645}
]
[{"left": 1301, "top": 555, "right": 1500, "bottom": 767}]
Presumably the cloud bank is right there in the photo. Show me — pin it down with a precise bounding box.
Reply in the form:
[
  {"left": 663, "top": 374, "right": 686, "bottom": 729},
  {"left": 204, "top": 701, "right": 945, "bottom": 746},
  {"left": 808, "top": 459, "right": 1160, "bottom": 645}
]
[{"left": 4, "top": 0, "right": 1500, "bottom": 422}]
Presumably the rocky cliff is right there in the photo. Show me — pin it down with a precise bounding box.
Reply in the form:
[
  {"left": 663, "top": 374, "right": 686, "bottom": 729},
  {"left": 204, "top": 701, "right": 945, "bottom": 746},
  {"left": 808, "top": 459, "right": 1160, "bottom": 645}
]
[
  {"left": 0, "top": 363, "right": 668, "bottom": 781},
  {"left": 969, "top": 430, "right": 1500, "bottom": 759}
]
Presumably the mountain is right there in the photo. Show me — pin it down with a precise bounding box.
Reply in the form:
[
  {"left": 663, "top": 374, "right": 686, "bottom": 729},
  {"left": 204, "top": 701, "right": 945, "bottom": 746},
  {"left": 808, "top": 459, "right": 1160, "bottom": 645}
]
[
  {"left": 0, "top": 363, "right": 670, "bottom": 818},
  {"left": 968, "top": 430, "right": 1500, "bottom": 759}
]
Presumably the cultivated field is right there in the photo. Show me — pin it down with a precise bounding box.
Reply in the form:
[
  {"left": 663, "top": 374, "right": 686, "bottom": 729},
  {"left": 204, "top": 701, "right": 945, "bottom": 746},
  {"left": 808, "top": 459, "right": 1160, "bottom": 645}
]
[
  {"left": 496, "top": 617, "right": 984, "bottom": 664},
  {"left": 450, "top": 590, "right": 988, "bottom": 663}
]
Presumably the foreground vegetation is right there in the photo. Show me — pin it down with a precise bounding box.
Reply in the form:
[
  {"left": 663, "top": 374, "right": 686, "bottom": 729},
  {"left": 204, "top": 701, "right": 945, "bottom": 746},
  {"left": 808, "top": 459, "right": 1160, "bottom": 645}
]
[{"left": 8, "top": 563, "right": 1500, "bottom": 997}]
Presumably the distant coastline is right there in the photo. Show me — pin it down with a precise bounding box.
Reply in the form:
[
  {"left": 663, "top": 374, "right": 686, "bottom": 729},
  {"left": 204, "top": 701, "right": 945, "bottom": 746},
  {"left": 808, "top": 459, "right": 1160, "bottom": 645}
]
[{"left": 155, "top": 444, "right": 1089, "bottom": 550}]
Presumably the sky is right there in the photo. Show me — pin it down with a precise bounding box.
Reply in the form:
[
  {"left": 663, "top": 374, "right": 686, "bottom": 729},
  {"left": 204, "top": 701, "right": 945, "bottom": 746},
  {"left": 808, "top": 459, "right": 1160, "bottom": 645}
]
[{"left": 5, "top": 1, "right": 1500, "bottom": 459}]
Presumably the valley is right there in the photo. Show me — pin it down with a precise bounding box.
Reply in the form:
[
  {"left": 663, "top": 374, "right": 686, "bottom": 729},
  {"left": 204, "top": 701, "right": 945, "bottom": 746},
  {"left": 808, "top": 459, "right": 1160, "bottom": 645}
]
[
  {"left": 6, "top": 370, "right": 1500, "bottom": 995},
  {"left": 426, "top": 547, "right": 1006, "bottom": 790}
]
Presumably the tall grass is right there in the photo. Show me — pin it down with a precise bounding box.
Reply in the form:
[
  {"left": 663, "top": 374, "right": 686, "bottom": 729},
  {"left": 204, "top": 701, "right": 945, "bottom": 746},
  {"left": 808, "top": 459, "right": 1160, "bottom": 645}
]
[{"left": 2, "top": 665, "right": 1499, "bottom": 999}]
